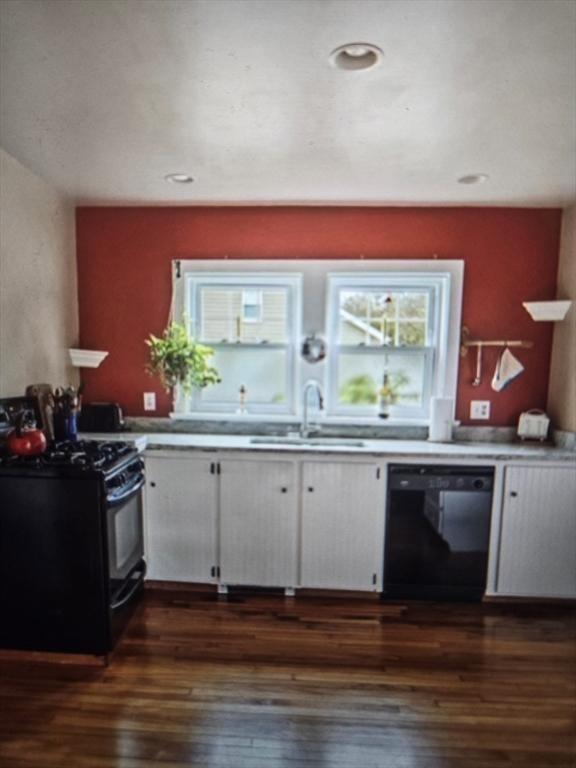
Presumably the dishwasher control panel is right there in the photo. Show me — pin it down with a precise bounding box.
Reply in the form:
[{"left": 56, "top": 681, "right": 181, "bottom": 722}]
[{"left": 388, "top": 465, "right": 494, "bottom": 492}]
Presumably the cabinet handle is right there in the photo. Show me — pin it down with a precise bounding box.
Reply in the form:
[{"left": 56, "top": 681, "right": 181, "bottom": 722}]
[
  {"left": 150, "top": 481, "right": 156, "bottom": 488},
  {"left": 510, "top": 491, "right": 518, "bottom": 497},
  {"left": 307, "top": 486, "right": 314, "bottom": 492},
  {"left": 281, "top": 487, "right": 288, "bottom": 493}
]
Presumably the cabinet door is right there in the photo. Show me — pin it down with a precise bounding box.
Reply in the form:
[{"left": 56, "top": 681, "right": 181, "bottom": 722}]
[
  {"left": 219, "top": 459, "right": 297, "bottom": 587},
  {"left": 145, "top": 455, "right": 217, "bottom": 583},
  {"left": 497, "top": 466, "right": 576, "bottom": 598},
  {"left": 301, "top": 461, "right": 384, "bottom": 590}
]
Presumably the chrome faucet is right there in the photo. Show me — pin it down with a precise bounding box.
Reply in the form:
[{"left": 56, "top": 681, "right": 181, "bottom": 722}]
[{"left": 300, "top": 380, "right": 324, "bottom": 438}]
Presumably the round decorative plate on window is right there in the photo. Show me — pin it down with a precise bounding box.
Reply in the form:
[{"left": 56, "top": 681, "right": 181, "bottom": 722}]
[{"left": 301, "top": 334, "right": 327, "bottom": 363}]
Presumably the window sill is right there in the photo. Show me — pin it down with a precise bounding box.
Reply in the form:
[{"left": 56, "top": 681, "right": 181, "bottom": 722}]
[{"left": 170, "top": 412, "right": 430, "bottom": 427}]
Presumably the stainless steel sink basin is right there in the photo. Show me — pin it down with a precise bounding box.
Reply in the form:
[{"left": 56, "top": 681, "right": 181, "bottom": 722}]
[{"left": 250, "top": 436, "right": 365, "bottom": 448}]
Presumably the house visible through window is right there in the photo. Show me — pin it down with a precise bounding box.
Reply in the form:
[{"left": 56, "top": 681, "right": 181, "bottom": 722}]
[
  {"left": 173, "top": 261, "right": 460, "bottom": 422},
  {"left": 183, "top": 274, "right": 301, "bottom": 414},
  {"left": 327, "top": 274, "right": 450, "bottom": 420}
]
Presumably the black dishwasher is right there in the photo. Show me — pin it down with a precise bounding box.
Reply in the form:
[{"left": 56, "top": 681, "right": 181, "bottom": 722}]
[{"left": 384, "top": 465, "right": 494, "bottom": 601}]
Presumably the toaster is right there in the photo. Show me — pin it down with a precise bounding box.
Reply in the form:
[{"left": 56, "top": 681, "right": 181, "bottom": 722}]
[
  {"left": 517, "top": 409, "right": 550, "bottom": 441},
  {"left": 78, "top": 402, "right": 126, "bottom": 433}
]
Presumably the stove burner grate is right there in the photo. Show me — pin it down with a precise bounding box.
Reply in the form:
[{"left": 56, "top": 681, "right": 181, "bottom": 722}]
[{"left": 0, "top": 439, "right": 135, "bottom": 471}]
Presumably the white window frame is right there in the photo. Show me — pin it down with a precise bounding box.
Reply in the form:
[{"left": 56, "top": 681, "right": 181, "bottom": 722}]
[
  {"left": 175, "top": 270, "right": 301, "bottom": 416},
  {"left": 326, "top": 270, "right": 451, "bottom": 421},
  {"left": 172, "top": 260, "right": 462, "bottom": 424},
  {"left": 326, "top": 272, "right": 453, "bottom": 421}
]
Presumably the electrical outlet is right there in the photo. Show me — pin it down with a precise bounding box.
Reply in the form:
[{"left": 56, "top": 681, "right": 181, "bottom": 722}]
[
  {"left": 143, "top": 392, "right": 156, "bottom": 411},
  {"left": 470, "top": 400, "right": 490, "bottom": 420}
]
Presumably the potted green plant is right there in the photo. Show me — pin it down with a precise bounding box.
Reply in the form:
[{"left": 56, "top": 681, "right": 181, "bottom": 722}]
[{"left": 146, "top": 320, "right": 220, "bottom": 394}]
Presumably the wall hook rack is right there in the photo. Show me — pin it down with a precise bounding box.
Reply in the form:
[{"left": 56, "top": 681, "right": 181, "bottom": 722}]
[
  {"left": 460, "top": 327, "right": 533, "bottom": 387},
  {"left": 459, "top": 326, "right": 533, "bottom": 358}
]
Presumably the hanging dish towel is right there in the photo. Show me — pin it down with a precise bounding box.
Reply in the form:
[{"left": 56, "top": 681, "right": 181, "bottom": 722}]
[{"left": 492, "top": 348, "right": 524, "bottom": 391}]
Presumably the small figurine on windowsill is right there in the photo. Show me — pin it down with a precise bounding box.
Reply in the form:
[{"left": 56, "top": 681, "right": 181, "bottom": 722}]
[{"left": 237, "top": 385, "right": 248, "bottom": 414}]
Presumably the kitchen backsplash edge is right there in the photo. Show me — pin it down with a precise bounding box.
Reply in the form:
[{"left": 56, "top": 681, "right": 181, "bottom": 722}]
[{"left": 125, "top": 417, "right": 427, "bottom": 440}]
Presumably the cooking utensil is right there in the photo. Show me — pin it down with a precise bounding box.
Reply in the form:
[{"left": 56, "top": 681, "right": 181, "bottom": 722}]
[
  {"left": 53, "top": 385, "right": 80, "bottom": 441},
  {"left": 25, "top": 383, "right": 55, "bottom": 440},
  {"left": 472, "top": 344, "right": 483, "bottom": 386}
]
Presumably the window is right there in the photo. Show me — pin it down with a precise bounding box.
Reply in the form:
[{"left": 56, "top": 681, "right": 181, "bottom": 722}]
[
  {"left": 242, "top": 291, "right": 262, "bottom": 322},
  {"left": 327, "top": 273, "right": 451, "bottom": 420},
  {"left": 172, "top": 260, "right": 461, "bottom": 423},
  {"left": 181, "top": 273, "right": 301, "bottom": 414}
]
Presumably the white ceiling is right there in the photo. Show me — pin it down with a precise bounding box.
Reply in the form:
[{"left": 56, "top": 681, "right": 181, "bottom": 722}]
[{"left": 1, "top": 0, "right": 575, "bottom": 206}]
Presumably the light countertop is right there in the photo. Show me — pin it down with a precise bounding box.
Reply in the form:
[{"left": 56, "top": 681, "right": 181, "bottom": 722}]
[{"left": 83, "top": 432, "right": 576, "bottom": 463}]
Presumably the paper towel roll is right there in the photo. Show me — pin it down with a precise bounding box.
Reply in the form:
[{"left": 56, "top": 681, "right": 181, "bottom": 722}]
[{"left": 428, "top": 397, "right": 454, "bottom": 442}]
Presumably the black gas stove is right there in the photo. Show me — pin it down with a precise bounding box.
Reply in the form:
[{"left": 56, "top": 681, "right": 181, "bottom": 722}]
[
  {"left": 0, "top": 437, "right": 146, "bottom": 656},
  {"left": 0, "top": 439, "right": 136, "bottom": 474}
]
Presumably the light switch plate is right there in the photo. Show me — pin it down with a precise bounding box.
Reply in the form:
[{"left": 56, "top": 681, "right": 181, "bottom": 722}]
[
  {"left": 143, "top": 392, "right": 156, "bottom": 411},
  {"left": 470, "top": 400, "right": 490, "bottom": 420}
]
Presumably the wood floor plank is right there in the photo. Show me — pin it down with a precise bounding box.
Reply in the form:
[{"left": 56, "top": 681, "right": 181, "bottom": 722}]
[{"left": 1, "top": 589, "right": 575, "bottom": 767}]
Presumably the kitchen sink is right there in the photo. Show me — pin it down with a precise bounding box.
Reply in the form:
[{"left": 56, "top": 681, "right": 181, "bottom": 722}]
[{"left": 249, "top": 436, "right": 365, "bottom": 448}]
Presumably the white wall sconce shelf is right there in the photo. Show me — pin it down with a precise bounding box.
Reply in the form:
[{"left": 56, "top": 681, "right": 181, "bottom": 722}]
[
  {"left": 522, "top": 301, "right": 572, "bottom": 322},
  {"left": 68, "top": 349, "right": 109, "bottom": 368}
]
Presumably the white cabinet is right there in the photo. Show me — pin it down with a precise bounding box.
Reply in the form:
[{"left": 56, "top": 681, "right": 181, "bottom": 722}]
[
  {"left": 219, "top": 459, "right": 298, "bottom": 587},
  {"left": 144, "top": 450, "right": 576, "bottom": 600},
  {"left": 144, "top": 451, "right": 386, "bottom": 593},
  {"left": 300, "top": 461, "right": 385, "bottom": 591},
  {"left": 145, "top": 452, "right": 298, "bottom": 589},
  {"left": 145, "top": 454, "right": 217, "bottom": 583},
  {"left": 496, "top": 465, "right": 576, "bottom": 598}
]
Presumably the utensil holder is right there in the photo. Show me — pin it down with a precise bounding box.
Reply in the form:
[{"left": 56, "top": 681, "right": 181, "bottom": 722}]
[{"left": 54, "top": 411, "right": 78, "bottom": 442}]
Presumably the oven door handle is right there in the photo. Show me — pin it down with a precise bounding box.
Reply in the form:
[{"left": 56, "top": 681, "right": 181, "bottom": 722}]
[
  {"left": 110, "top": 560, "right": 146, "bottom": 611},
  {"left": 107, "top": 475, "right": 145, "bottom": 506}
]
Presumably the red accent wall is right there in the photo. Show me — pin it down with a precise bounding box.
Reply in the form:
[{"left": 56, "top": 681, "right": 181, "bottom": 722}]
[{"left": 76, "top": 206, "right": 562, "bottom": 425}]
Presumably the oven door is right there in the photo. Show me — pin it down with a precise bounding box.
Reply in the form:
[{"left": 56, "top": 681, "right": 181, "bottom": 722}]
[{"left": 106, "top": 475, "right": 145, "bottom": 601}]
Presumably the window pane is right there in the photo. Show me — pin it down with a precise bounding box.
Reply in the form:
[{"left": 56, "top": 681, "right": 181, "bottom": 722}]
[
  {"left": 200, "top": 347, "right": 288, "bottom": 406},
  {"left": 243, "top": 304, "right": 261, "bottom": 321},
  {"left": 242, "top": 291, "right": 262, "bottom": 322},
  {"left": 338, "top": 289, "right": 429, "bottom": 347},
  {"left": 199, "top": 287, "right": 288, "bottom": 343},
  {"left": 339, "top": 291, "right": 392, "bottom": 346},
  {"left": 337, "top": 352, "right": 427, "bottom": 407},
  {"left": 398, "top": 321, "right": 427, "bottom": 346},
  {"left": 398, "top": 293, "right": 428, "bottom": 319},
  {"left": 242, "top": 290, "right": 261, "bottom": 305}
]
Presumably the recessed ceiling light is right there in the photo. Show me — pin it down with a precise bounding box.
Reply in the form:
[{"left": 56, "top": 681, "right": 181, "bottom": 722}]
[
  {"left": 330, "top": 43, "right": 383, "bottom": 71},
  {"left": 164, "top": 173, "right": 194, "bottom": 184},
  {"left": 458, "top": 174, "right": 489, "bottom": 185}
]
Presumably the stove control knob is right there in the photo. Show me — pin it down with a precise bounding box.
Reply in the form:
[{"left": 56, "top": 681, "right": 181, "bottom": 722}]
[
  {"left": 473, "top": 478, "right": 485, "bottom": 490},
  {"left": 110, "top": 473, "right": 125, "bottom": 488}
]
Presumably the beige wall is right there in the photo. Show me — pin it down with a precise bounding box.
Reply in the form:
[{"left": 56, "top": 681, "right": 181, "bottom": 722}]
[
  {"left": 0, "top": 148, "right": 79, "bottom": 396},
  {"left": 547, "top": 204, "right": 576, "bottom": 432}
]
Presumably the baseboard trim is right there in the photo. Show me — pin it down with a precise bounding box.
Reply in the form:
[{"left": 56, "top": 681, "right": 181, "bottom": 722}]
[
  {"left": 0, "top": 648, "right": 108, "bottom": 666},
  {"left": 483, "top": 594, "right": 576, "bottom": 605},
  {"left": 144, "top": 581, "right": 380, "bottom": 600}
]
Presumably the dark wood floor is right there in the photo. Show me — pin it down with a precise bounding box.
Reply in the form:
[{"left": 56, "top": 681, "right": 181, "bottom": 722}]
[{"left": 1, "top": 588, "right": 575, "bottom": 768}]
